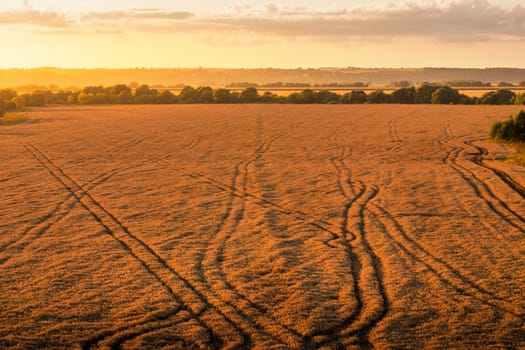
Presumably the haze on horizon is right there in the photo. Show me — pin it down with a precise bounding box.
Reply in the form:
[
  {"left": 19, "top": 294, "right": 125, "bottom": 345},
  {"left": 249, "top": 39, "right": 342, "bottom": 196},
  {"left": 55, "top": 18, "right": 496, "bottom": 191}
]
[{"left": 0, "top": 0, "right": 524, "bottom": 69}]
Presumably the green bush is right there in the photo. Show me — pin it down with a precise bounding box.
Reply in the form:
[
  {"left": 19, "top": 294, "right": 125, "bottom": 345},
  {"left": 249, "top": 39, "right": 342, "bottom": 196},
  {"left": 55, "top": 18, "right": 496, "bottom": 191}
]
[
  {"left": 479, "top": 89, "right": 516, "bottom": 105},
  {"left": 416, "top": 84, "right": 439, "bottom": 103},
  {"left": 490, "top": 110, "right": 525, "bottom": 141},
  {"left": 391, "top": 86, "right": 416, "bottom": 104},
  {"left": 315, "top": 90, "right": 340, "bottom": 103},
  {"left": 156, "top": 90, "right": 176, "bottom": 104},
  {"left": 367, "top": 90, "right": 391, "bottom": 104},
  {"left": 341, "top": 90, "right": 367, "bottom": 104},
  {"left": 513, "top": 93, "right": 525, "bottom": 105},
  {"left": 240, "top": 87, "right": 259, "bottom": 103},
  {"left": 431, "top": 86, "right": 461, "bottom": 104}
]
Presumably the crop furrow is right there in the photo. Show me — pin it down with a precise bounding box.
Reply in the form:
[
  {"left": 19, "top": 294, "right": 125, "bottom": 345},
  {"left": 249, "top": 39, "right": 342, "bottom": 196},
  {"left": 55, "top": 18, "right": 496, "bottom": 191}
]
[
  {"left": 23, "top": 142, "right": 250, "bottom": 350},
  {"left": 200, "top": 119, "right": 305, "bottom": 348},
  {"left": 0, "top": 161, "right": 150, "bottom": 264},
  {"left": 369, "top": 204, "right": 523, "bottom": 317},
  {"left": 447, "top": 146, "right": 525, "bottom": 232},
  {"left": 466, "top": 141, "right": 525, "bottom": 201},
  {"left": 313, "top": 131, "right": 388, "bottom": 347}
]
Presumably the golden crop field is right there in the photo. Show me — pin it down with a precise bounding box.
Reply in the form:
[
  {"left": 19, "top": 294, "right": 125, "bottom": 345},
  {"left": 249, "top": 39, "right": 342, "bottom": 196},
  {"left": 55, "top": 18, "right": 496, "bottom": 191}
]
[{"left": 1, "top": 105, "right": 524, "bottom": 349}]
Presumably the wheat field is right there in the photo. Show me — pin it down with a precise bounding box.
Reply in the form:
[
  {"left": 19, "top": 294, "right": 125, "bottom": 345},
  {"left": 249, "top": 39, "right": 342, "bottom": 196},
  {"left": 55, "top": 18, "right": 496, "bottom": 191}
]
[{"left": 0, "top": 105, "right": 524, "bottom": 349}]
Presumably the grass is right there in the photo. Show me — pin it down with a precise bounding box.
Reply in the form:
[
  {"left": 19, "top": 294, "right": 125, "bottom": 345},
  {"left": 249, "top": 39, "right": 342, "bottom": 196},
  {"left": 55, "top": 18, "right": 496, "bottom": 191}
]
[
  {"left": 501, "top": 142, "right": 525, "bottom": 166},
  {"left": 0, "top": 112, "right": 29, "bottom": 126}
]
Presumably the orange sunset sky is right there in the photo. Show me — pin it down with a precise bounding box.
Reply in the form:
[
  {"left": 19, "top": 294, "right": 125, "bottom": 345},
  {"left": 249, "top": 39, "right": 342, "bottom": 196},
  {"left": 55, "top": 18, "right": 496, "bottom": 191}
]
[{"left": 0, "top": 0, "right": 524, "bottom": 68}]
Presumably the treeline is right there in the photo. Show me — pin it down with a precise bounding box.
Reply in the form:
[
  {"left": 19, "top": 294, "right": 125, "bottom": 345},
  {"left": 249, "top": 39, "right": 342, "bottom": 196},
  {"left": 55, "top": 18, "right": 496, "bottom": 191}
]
[
  {"left": 1, "top": 84, "right": 525, "bottom": 116},
  {"left": 391, "top": 80, "right": 525, "bottom": 88},
  {"left": 490, "top": 110, "right": 525, "bottom": 142},
  {"left": 228, "top": 82, "right": 368, "bottom": 88}
]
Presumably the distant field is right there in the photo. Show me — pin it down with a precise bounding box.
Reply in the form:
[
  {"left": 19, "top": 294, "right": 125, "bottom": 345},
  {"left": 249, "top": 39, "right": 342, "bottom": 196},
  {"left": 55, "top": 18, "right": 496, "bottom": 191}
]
[{"left": 1, "top": 105, "right": 524, "bottom": 349}]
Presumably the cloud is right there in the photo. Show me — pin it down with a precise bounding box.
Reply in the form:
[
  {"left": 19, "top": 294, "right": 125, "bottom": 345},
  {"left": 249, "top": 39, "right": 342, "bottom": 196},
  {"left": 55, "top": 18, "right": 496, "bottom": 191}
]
[
  {"left": 82, "top": 9, "right": 193, "bottom": 21},
  {"left": 1, "top": 1, "right": 524, "bottom": 43},
  {"left": 0, "top": 9, "right": 69, "bottom": 27},
  {"left": 196, "top": 1, "right": 525, "bottom": 42}
]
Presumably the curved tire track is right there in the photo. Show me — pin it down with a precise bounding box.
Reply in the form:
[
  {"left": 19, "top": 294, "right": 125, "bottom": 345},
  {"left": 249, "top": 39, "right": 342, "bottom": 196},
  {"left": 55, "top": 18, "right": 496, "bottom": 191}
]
[
  {"left": 200, "top": 118, "right": 306, "bottom": 348},
  {"left": 23, "top": 142, "right": 250, "bottom": 350},
  {"left": 313, "top": 128, "right": 388, "bottom": 348},
  {"left": 368, "top": 203, "right": 524, "bottom": 318}
]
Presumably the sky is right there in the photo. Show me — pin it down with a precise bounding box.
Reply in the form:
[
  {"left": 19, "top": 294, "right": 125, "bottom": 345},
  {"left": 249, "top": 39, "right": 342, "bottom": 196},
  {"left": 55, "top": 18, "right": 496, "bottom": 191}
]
[{"left": 0, "top": 0, "right": 524, "bottom": 68}]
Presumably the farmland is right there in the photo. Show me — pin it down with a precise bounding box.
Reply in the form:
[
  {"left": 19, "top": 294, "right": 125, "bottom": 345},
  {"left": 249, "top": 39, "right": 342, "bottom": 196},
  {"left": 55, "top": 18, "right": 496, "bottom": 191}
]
[{"left": 0, "top": 105, "right": 524, "bottom": 349}]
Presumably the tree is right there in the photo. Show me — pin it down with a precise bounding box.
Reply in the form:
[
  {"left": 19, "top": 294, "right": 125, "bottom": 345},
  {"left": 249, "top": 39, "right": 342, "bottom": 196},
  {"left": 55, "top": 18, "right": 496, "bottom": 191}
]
[
  {"left": 214, "top": 88, "right": 231, "bottom": 103},
  {"left": 93, "top": 93, "right": 110, "bottom": 104},
  {"left": 134, "top": 84, "right": 158, "bottom": 104},
  {"left": 229, "top": 92, "right": 241, "bottom": 103},
  {"left": 431, "top": 86, "right": 461, "bottom": 104},
  {"left": 0, "top": 89, "right": 17, "bottom": 102},
  {"left": 12, "top": 95, "right": 26, "bottom": 111},
  {"left": 391, "top": 87, "right": 416, "bottom": 104},
  {"left": 179, "top": 86, "right": 197, "bottom": 103},
  {"left": 156, "top": 90, "right": 176, "bottom": 104},
  {"left": 26, "top": 91, "right": 47, "bottom": 106},
  {"left": 315, "top": 89, "right": 340, "bottom": 103},
  {"left": 117, "top": 90, "right": 133, "bottom": 104},
  {"left": 458, "top": 94, "right": 475, "bottom": 105},
  {"left": 259, "top": 91, "right": 282, "bottom": 103},
  {"left": 82, "top": 86, "right": 105, "bottom": 95},
  {"left": 341, "top": 90, "right": 367, "bottom": 104},
  {"left": 416, "top": 84, "right": 439, "bottom": 104},
  {"left": 196, "top": 86, "right": 214, "bottom": 103},
  {"left": 479, "top": 89, "right": 516, "bottom": 105},
  {"left": 287, "top": 89, "right": 316, "bottom": 103},
  {"left": 367, "top": 90, "right": 391, "bottom": 104},
  {"left": 109, "top": 84, "right": 132, "bottom": 103},
  {"left": 77, "top": 92, "right": 93, "bottom": 104},
  {"left": 240, "top": 87, "right": 259, "bottom": 103}
]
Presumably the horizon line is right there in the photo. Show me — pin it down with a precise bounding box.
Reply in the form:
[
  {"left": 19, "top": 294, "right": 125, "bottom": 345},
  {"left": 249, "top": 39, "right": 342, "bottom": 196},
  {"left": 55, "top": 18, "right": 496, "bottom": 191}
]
[{"left": 2, "top": 66, "right": 525, "bottom": 70}]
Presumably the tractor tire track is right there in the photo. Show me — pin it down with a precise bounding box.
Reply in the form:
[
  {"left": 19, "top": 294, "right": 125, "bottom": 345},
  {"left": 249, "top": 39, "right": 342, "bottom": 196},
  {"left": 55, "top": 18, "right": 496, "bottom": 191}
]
[
  {"left": 435, "top": 125, "right": 524, "bottom": 257},
  {"left": 387, "top": 119, "right": 404, "bottom": 152},
  {"left": 200, "top": 118, "right": 305, "bottom": 348},
  {"left": 368, "top": 203, "right": 524, "bottom": 318},
  {"left": 438, "top": 126, "right": 525, "bottom": 230},
  {"left": 313, "top": 184, "right": 387, "bottom": 348},
  {"left": 466, "top": 141, "right": 525, "bottom": 201},
  {"left": 79, "top": 307, "right": 185, "bottom": 350},
  {"left": 0, "top": 161, "right": 152, "bottom": 265},
  {"left": 313, "top": 127, "right": 388, "bottom": 348},
  {"left": 438, "top": 154, "right": 525, "bottom": 273},
  {"left": 440, "top": 122, "right": 455, "bottom": 145},
  {"left": 96, "top": 310, "right": 197, "bottom": 350},
  {"left": 111, "top": 137, "right": 148, "bottom": 154},
  {"left": 120, "top": 119, "right": 304, "bottom": 348},
  {"left": 444, "top": 146, "right": 525, "bottom": 233},
  {"left": 23, "top": 142, "right": 250, "bottom": 350},
  {"left": 182, "top": 137, "right": 201, "bottom": 151},
  {"left": 143, "top": 148, "right": 342, "bottom": 244}
]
